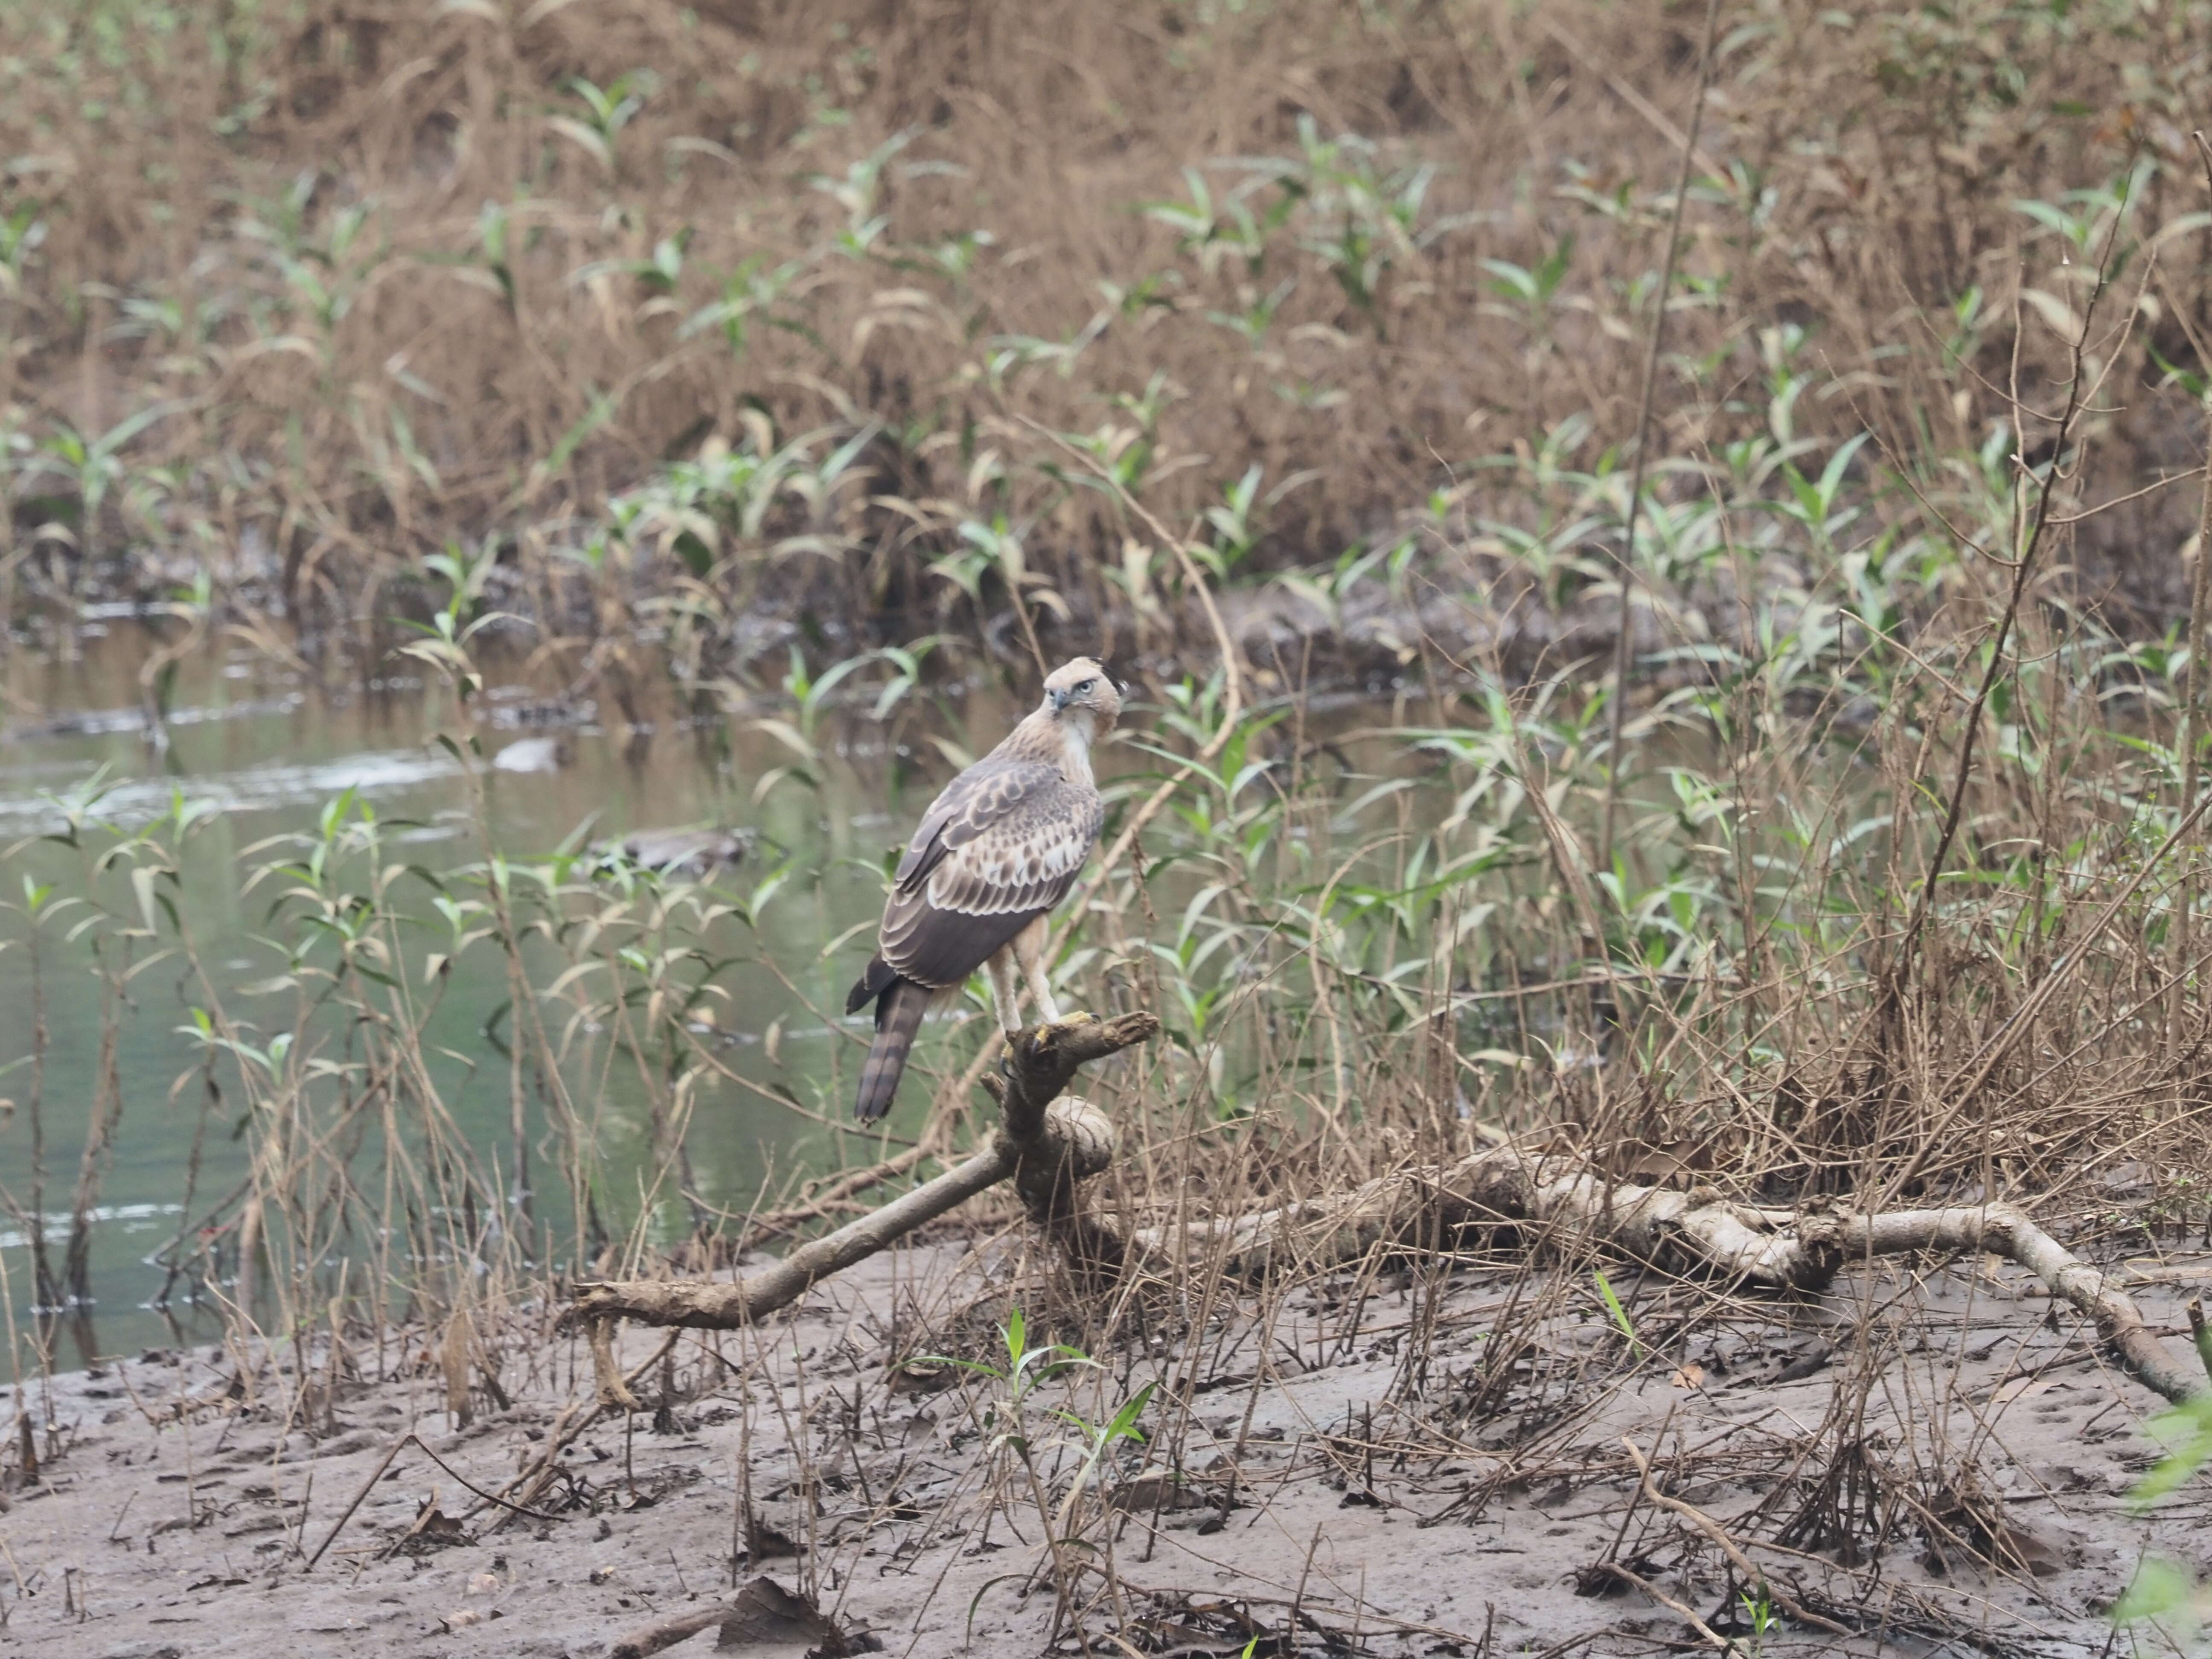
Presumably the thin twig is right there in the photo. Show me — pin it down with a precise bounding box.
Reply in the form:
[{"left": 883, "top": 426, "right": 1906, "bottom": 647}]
[
  {"left": 2172, "top": 131, "right": 2212, "bottom": 1045},
  {"left": 1895, "top": 178, "right": 2133, "bottom": 978},
  {"left": 1596, "top": 0, "right": 1723, "bottom": 879},
  {"left": 1621, "top": 1438, "right": 1851, "bottom": 1637}
]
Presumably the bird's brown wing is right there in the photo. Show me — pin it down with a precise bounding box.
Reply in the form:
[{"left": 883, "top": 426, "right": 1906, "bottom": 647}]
[
  {"left": 892, "top": 760, "right": 1055, "bottom": 891},
  {"left": 878, "top": 761, "right": 1102, "bottom": 987}
]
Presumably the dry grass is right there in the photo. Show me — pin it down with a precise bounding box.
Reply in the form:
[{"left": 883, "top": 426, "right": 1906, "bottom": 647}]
[{"left": 5, "top": 0, "right": 2212, "bottom": 662}]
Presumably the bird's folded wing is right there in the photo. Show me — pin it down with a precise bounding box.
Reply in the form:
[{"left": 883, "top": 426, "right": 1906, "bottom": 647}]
[
  {"left": 921, "top": 782, "right": 1102, "bottom": 916},
  {"left": 880, "top": 763, "right": 1103, "bottom": 984},
  {"left": 894, "top": 760, "right": 1061, "bottom": 892}
]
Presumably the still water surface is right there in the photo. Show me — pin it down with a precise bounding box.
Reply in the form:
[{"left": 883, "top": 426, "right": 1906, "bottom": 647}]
[{"left": 0, "top": 632, "right": 1056, "bottom": 1358}]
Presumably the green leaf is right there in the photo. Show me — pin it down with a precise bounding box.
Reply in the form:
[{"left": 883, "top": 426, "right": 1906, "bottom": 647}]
[
  {"left": 2113, "top": 1556, "right": 2202, "bottom": 1624},
  {"left": 1593, "top": 1268, "right": 1641, "bottom": 1356},
  {"left": 546, "top": 115, "right": 613, "bottom": 172},
  {"left": 130, "top": 865, "right": 160, "bottom": 934}
]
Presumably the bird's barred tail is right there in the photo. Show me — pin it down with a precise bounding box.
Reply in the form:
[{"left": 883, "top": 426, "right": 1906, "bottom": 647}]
[{"left": 854, "top": 976, "right": 930, "bottom": 1122}]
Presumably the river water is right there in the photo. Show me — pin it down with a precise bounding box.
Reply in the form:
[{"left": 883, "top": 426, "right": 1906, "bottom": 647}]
[{"left": 0, "top": 628, "right": 1061, "bottom": 1359}]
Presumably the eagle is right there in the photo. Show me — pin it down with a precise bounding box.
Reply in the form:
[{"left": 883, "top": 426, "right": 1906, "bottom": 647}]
[{"left": 846, "top": 658, "right": 1121, "bottom": 1121}]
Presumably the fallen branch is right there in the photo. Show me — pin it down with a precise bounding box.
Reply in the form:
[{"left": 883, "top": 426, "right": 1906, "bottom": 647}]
[
  {"left": 562, "top": 1013, "right": 1155, "bottom": 1332},
  {"left": 1124, "top": 1141, "right": 2212, "bottom": 1406},
  {"left": 1585, "top": 1560, "right": 1735, "bottom": 1652},
  {"left": 603, "top": 1602, "right": 731, "bottom": 1659},
  {"left": 560, "top": 1003, "right": 2201, "bottom": 1414}
]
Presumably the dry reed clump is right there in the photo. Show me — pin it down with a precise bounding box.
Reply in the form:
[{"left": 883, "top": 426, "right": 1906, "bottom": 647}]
[{"left": 3, "top": 0, "right": 2212, "bottom": 672}]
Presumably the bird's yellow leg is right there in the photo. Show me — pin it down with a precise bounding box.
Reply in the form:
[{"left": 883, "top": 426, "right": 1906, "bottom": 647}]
[
  {"left": 1012, "top": 916, "right": 1064, "bottom": 1025},
  {"left": 985, "top": 950, "right": 1025, "bottom": 1034}
]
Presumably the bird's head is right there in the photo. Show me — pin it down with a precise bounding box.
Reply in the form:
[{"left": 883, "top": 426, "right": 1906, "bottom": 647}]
[{"left": 1042, "top": 658, "right": 1122, "bottom": 735}]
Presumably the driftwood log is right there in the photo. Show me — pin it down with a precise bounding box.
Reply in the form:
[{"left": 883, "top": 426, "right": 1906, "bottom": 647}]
[
  {"left": 561, "top": 1012, "right": 2211, "bottom": 1410},
  {"left": 1127, "top": 1142, "right": 2212, "bottom": 1406}
]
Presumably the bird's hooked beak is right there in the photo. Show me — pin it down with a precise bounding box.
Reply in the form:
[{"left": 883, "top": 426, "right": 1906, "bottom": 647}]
[{"left": 1049, "top": 687, "right": 1071, "bottom": 712}]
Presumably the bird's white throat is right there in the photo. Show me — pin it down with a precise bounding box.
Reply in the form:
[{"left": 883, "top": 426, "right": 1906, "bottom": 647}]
[{"left": 1056, "top": 712, "right": 1097, "bottom": 785}]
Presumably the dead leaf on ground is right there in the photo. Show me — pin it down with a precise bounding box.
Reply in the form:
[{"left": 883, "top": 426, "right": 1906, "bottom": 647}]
[
  {"left": 393, "top": 1499, "right": 472, "bottom": 1556},
  {"left": 884, "top": 1360, "right": 958, "bottom": 1396},
  {"left": 743, "top": 1505, "right": 800, "bottom": 1559},
  {"left": 1668, "top": 1362, "right": 1705, "bottom": 1390},
  {"left": 1111, "top": 1472, "right": 1218, "bottom": 1513},
  {"left": 717, "top": 1576, "right": 844, "bottom": 1650}
]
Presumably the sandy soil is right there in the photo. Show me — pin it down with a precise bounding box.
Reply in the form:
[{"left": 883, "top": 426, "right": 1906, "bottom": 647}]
[{"left": 5, "top": 1237, "right": 2209, "bottom": 1659}]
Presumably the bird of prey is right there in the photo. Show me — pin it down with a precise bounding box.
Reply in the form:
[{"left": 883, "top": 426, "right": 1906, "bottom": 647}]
[{"left": 846, "top": 658, "right": 1121, "bottom": 1121}]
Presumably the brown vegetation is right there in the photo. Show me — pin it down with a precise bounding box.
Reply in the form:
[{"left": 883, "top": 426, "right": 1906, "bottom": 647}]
[{"left": 6, "top": 0, "right": 2212, "bottom": 656}]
